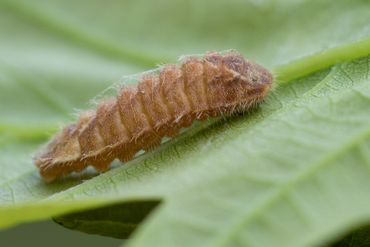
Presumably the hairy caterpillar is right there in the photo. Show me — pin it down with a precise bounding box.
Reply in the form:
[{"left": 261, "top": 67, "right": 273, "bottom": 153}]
[{"left": 35, "top": 51, "right": 273, "bottom": 182}]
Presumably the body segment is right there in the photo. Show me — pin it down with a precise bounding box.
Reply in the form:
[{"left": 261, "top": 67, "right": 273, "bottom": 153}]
[{"left": 35, "top": 51, "right": 273, "bottom": 182}]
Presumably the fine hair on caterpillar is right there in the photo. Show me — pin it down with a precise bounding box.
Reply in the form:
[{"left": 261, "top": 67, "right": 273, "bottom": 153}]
[{"left": 34, "top": 50, "right": 274, "bottom": 182}]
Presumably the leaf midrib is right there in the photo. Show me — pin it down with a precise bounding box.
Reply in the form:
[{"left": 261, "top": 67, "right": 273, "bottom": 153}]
[{"left": 274, "top": 38, "right": 370, "bottom": 82}]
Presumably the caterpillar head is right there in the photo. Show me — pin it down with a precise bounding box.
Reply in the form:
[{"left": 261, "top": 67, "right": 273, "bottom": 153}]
[{"left": 204, "top": 51, "right": 273, "bottom": 110}]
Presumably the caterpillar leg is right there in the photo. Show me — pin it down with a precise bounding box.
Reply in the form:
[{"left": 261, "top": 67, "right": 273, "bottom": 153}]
[
  {"left": 93, "top": 162, "right": 111, "bottom": 173},
  {"left": 166, "top": 126, "right": 181, "bottom": 137},
  {"left": 143, "top": 138, "right": 162, "bottom": 152},
  {"left": 118, "top": 152, "right": 135, "bottom": 163}
]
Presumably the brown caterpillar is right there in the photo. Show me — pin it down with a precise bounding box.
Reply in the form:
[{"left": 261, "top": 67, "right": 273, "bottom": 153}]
[{"left": 35, "top": 51, "right": 273, "bottom": 182}]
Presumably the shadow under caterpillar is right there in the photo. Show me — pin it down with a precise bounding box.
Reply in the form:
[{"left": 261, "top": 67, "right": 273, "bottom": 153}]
[{"left": 35, "top": 51, "right": 273, "bottom": 182}]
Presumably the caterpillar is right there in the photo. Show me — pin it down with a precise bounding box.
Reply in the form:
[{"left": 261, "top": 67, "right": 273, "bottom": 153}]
[{"left": 35, "top": 51, "right": 273, "bottom": 182}]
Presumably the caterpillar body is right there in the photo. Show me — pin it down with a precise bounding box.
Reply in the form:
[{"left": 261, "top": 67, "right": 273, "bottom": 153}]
[{"left": 35, "top": 51, "right": 273, "bottom": 182}]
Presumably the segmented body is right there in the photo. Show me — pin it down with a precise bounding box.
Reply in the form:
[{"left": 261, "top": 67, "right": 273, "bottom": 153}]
[{"left": 35, "top": 51, "right": 273, "bottom": 182}]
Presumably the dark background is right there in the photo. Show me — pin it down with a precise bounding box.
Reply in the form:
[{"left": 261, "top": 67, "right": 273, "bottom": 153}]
[{"left": 0, "top": 221, "right": 122, "bottom": 247}]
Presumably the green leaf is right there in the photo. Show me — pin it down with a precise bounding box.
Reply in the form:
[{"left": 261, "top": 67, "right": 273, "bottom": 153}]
[{"left": 1, "top": 0, "right": 370, "bottom": 247}]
